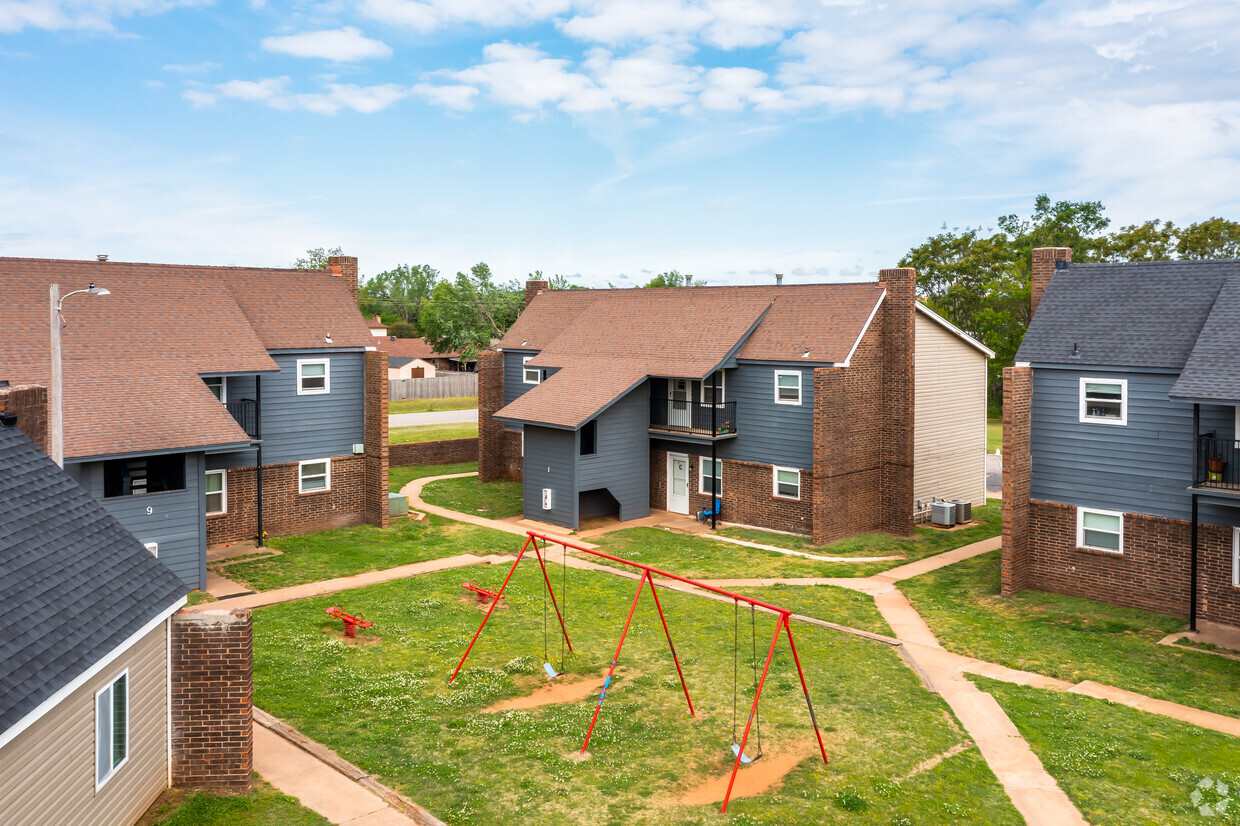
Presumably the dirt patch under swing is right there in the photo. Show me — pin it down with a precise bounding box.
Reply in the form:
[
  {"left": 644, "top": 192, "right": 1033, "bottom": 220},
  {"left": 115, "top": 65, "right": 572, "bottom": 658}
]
[
  {"left": 678, "top": 745, "right": 816, "bottom": 806},
  {"left": 482, "top": 673, "right": 612, "bottom": 712}
]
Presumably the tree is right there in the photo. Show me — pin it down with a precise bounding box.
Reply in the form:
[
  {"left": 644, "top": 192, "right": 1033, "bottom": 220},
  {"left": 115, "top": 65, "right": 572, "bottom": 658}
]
[
  {"left": 1097, "top": 220, "right": 1175, "bottom": 262},
  {"left": 419, "top": 263, "right": 525, "bottom": 357},
  {"left": 1177, "top": 217, "right": 1240, "bottom": 260},
  {"left": 293, "top": 246, "right": 343, "bottom": 269},
  {"left": 642, "top": 270, "right": 704, "bottom": 288},
  {"left": 361, "top": 264, "right": 439, "bottom": 328}
]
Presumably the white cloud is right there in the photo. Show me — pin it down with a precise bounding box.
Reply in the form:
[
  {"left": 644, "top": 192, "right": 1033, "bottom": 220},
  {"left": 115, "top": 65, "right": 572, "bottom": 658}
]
[
  {"left": 261, "top": 27, "right": 393, "bottom": 62},
  {"left": 185, "top": 76, "right": 422, "bottom": 115},
  {"left": 358, "top": 0, "right": 570, "bottom": 32},
  {"left": 162, "top": 61, "right": 221, "bottom": 73},
  {"left": 453, "top": 42, "right": 613, "bottom": 112},
  {"left": 410, "top": 82, "right": 479, "bottom": 110},
  {"left": 0, "top": 0, "right": 210, "bottom": 32}
]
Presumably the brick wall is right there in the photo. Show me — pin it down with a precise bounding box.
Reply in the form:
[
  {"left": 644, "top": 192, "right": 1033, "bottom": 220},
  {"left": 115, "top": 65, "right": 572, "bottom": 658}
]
[
  {"left": 390, "top": 437, "right": 479, "bottom": 467},
  {"left": 1001, "top": 366, "right": 1033, "bottom": 595},
  {"left": 364, "top": 350, "right": 389, "bottom": 529},
  {"left": 879, "top": 267, "right": 916, "bottom": 536},
  {"left": 1030, "top": 247, "right": 1071, "bottom": 317},
  {"left": 649, "top": 449, "right": 813, "bottom": 535},
  {"left": 206, "top": 455, "right": 367, "bottom": 544},
  {"left": 327, "top": 255, "right": 359, "bottom": 304},
  {"left": 478, "top": 350, "right": 522, "bottom": 482},
  {"left": 170, "top": 609, "right": 252, "bottom": 791},
  {"left": 525, "top": 279, "right": 549, "bottom": 307},
  {"left": 0, "top": 384, "right": 49, "bottom": 455}
]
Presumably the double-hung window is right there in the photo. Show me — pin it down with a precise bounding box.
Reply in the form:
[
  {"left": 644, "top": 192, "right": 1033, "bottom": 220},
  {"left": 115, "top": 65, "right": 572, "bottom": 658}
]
[
  {"left": 699, "top": 458, "right": 722, "bottom": 495},
  {"left": 297, "top": 359, "right": 330, "bottom": 395},
  {"left": 1077, "top": 507, "right": 1123, "bottom": 553},
  {"left": 522, "top": 356, "right": 540, "bottom": 385},
  {"left": 701, "top": 371, "right": 725, "bottom": 405},
  {"left": 1079, "top": 378, "right": 1126, "bottom": 425},
  {"left": 299, "top": 459, "right": 330, "bottom": 493},
  {"left": 96, "top": 671, "right": 129, "bottom": 789},
  {"left": 773, "top": 467, "right": 801, "bottom": 499},
  {"left": 204, "top": 376, "right": 226, "bottom": 402},
  {"left": 774, "top": 371, "right": 801, "bottom": 405},
  {"left": 205, "top": 470, "right": 226, "bottom": 515}
]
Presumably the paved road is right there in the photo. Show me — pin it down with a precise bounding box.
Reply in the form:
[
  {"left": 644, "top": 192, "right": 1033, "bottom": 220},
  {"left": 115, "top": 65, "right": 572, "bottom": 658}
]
[
  {"left": 390, "top": 409, "right": 478, "bottom": 427},
  {"left": 987, "top": 453, "right": 1002, "bottom": 495}
]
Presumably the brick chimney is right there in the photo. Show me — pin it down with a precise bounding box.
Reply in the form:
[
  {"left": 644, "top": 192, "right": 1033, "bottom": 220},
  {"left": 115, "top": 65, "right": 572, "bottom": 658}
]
[
  {"left": 328, "top": 255, "right": 359, "bottom": 304},
  {"left": 1031, "top": 247, "right": 1071, "bottom": 318},
  {"left": 525, "top": 278, "right": 549, "bottom": 308},
  {"left": 0, "top": 384, "right": 49, "bottom": 456}
]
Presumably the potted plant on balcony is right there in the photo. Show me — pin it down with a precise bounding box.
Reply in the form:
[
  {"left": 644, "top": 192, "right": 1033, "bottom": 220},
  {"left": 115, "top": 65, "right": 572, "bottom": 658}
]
[{"left": 1207, "top": 453, "right": 1226, "bottom": 483}]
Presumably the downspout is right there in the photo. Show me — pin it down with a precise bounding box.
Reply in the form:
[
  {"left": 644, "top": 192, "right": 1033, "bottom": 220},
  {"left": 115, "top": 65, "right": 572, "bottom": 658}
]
[
  {"left": 256, "top": 375, "right": 264, "bottom": 549},
  {"left": 711, "top": 372, "right": 718, "bottom": 531},
  {"left": 1190, "top": 403, "right": 1200, "bottom": 631}
]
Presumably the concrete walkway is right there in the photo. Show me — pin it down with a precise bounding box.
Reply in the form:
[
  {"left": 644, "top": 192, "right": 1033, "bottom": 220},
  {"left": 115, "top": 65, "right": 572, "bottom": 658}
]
[{"left": 390, "top": 409, "right": 477, "bottom": 427}]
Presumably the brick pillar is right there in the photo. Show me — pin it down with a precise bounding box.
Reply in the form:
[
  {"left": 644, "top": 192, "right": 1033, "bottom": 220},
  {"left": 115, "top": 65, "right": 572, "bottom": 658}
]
[
  {"left": 171, "top": 609, "right": 253, "bottom": 791},
  {"left": 328, "top": 255, "right": 360, "bottom": 304},
  {"left": 364, "top": 350, "right": 389, "bottom": 527},
  {"left": 478, "top": 349, "right": 507, "bottom": 483},
  {"left": 1001, "top": 366, "right": 1032, "bottom": 595},
  {"left": 0, "top": 384, "right": 49, "bottom": 456},
  {"left": 1030, "top": 247, "right": 1071, "bottom": 317},
  {"left": 879, "top": 267, "right": 915, "bottom": 536},
  {"left": 525, "top": 279, "right": 549, "bottom": 308},
  {"left": 812, "top": 366, "right": 851, "bottom": 543}
]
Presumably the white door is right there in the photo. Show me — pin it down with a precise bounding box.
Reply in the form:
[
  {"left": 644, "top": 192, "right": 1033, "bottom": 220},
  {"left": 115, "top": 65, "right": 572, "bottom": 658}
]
[
  {"left": 668, "top": 380, "right": 690, "bottom": 430},
  {"left": 668, "top": 453, "right": 689, "bottom": 514}
]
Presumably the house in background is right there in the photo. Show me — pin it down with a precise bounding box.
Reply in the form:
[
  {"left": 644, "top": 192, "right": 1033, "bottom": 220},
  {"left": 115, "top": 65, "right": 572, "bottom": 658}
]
[
  {"left": 1004, "top": 249, "right": 1240, "bottom": 633},
  {"left": 1, "top": 255, "right": 389, "bottom": 592},
  {"left": 480, "top": 272, "right": 991, "bottom": 542},
  {"left": 367, "top": 315, "right": 389, "bottom": 336},
  {"left": 374, "top": 335, "right": 478, "bottom": 379}
]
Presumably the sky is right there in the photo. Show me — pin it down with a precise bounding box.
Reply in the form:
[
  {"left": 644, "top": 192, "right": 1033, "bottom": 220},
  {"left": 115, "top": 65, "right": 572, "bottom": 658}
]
[{"left": 2, "top": 0, "right": 1239, "bottom": 287}]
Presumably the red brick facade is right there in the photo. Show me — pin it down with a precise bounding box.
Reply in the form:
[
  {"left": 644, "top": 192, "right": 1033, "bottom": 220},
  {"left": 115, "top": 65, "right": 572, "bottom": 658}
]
[
  {"left": 478, "top": 350, "right": 522, "bottom": 482},
  {"left": 1001, "top": 366, "right": 1032, "bottom": 595},
  {"left": 364, "top": 350, "right": 390, "bottom": 530},
  {"left": 170, "top": 608, "right": 253, "bottom": 791},
  {"left": 391, "top": 437, "right": 479, "bottom": 467},
  {"left": 0, "top": 384, "right": 49, "bottom": 455},
  {"left": 327, "top": 255, "right": 359, "bottom": 304},
  {"left": 650, "top": 449, "right": 814, "bottom": 535}
]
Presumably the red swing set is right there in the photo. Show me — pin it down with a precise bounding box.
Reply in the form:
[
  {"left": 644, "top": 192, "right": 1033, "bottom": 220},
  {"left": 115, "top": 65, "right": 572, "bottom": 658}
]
[{"left": 449, "top": 531, "right": 829, "bottom": 814}]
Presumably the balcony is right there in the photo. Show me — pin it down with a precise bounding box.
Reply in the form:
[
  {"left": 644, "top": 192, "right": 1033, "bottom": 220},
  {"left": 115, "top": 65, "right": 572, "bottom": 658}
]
[
  {"left": 1196, "top": 436, "right": 1240, "bottom": 491},
  {"left": 649, "top": 397, "right": 737, "bottom": 439},
  {"left": 225, "top": 398, "right": 259, "bottom": 438}
]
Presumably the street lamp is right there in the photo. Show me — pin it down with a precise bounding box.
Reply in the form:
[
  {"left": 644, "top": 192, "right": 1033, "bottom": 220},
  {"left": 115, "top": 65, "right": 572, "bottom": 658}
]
[{"left": 50, "top": 281, "right": 111, "bottom": 466}]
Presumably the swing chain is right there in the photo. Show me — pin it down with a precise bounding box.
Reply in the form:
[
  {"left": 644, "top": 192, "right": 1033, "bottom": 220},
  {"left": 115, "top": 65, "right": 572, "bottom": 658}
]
[{"left": 751, "top": 604, "right": 762, "bottom": 758}]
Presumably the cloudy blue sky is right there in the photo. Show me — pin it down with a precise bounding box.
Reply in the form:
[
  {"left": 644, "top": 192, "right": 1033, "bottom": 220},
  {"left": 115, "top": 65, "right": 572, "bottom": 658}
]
[{"left": 3, "top": 0, "right": 1238, "bottom": 285}]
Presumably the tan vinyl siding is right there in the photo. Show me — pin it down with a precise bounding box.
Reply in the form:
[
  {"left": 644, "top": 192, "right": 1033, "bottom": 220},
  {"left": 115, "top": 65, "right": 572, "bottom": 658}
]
[
  {"left": 914, "top": 311, "right": 988, "bottom": 507},
  {"left": 0, "top": 620, "right": 169, "bottom": 826}
]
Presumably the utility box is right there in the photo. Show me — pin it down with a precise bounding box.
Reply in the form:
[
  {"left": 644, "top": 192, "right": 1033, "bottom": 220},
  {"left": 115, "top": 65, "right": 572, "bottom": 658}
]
[
  {"left": 388, "top": 493, "right": 409, "bottom": 517},
  {"left": 542, "top": 488, "right": 553, "bottom": 510},
  {"left": 931, "top": 501, "right": 956, "bottom": 527},
  {"left": 951, "top": 500, "right": 972, "bottom": 524}
]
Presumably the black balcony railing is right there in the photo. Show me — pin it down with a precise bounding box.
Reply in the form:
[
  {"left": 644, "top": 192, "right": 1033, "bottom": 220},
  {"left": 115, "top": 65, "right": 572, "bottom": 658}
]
[
  {"left": 650, "top": 397, "right": 737, "bottom": 437},
  {"left": 1197, "top": 436, "right": 1240, "bottom": 489},
  {"left": 226, "top": 398, "right": 259, "bottom": 437}
]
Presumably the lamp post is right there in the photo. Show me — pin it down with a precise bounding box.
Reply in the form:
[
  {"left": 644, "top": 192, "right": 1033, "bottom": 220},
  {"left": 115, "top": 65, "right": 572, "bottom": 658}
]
[{"left": 50, "top": 282, "right": 110, "bottom": 466}]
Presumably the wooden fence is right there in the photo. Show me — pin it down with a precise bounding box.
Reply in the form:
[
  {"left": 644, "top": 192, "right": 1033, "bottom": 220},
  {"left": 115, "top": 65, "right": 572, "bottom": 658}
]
[{"left": 390, "top": 373, "right": 479, "bottom": 401}]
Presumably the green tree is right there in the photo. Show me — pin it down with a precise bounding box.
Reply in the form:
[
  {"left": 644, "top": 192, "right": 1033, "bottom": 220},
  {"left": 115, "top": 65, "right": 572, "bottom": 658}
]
[
  {"left": 1177, "top": 217, "right": 1240, "bottom": 259},
  {"left": 293, "top": 246, "right": 343, "bottom": 269},
  {"left": 642, "top": 270, "right": 704, "bottom": 288},
  {"left": 419, "top": 263, "right": 525, "bottom": 357},
  {"left": 362, "top": 264, "right": 439, "bottom": 327},
  {"left": 1097, "top": 220, "right": 1176, "bottom": 262}
]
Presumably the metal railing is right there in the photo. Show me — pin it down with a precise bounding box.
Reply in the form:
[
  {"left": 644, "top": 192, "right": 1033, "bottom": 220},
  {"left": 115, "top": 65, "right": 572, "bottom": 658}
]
[
  {"left": 225, "top": 399, "right": 258, "bottom": 437},
  {"left": 1197, "top": 436, "right": 1240, "bottom": 489},
  {"left": 649, "top": 397, "right": 737, "bottom": 436}
]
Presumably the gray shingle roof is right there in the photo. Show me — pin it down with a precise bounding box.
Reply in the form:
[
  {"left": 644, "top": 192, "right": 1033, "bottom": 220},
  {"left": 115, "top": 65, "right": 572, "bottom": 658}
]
[
  {"left": 1017, "top": 260, "right": 1240, "bottom": 369},
  {"left": 0, "top": 424, "right": 187, "bottom": 735},
  {"left": 1171, "top": 275, "right": 1240, "bottom": 402}
]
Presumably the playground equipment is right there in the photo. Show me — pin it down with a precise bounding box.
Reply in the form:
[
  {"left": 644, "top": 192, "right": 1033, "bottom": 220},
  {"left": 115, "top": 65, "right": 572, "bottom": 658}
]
[
  {"left": 449, "top": 531, "right": 829, "bottom": 814},
  {"left": 325, "top": 606, "right": 373, "bottom": 638},
  {"left": 461, "top": 580, "right": 506, "bottom": 603}
]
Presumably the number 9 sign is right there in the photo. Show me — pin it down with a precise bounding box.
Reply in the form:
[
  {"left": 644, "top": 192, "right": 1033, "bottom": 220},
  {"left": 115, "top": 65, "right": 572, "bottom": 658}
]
[{"left": 146, "top": 506, "right": 153, "bottom": 515}]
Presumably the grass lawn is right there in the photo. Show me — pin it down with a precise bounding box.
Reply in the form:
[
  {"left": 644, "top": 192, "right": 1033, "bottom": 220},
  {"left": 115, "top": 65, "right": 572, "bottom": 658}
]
[
  {"left": 252, "top": 565, "right": 1020, "bottom": 825},
  {"left": 422, "top": 476, "right": 524, "bottom": 520},
  {"left": 213, "top": 516, "right": 517, "bottom": 592},
  {"left": 140, "top": 777, "right": 328, "bottom": 825},
  {"left": 901, "top": 550, "right": 1240, "bottom": 718},
  {"left": 390, "top": 462, "right": 479, "bottom": 493},
  {"left": 595, "top": 502, "right": 999, "bottom": 581},
  {"left": 391, "top": 422, "right": 479, "bottom": 444},
  {"left": 975, "top": 677, "right": 1240, "bottom": 825},
  {"left": 740, "top": 584, "right": 893, "bottom": 637},
  {"left": 986, "top": 420, "right": 1002, "bottom": 453},
  {"left": 390, "top": 396, "right": 477, "bottom": 415}
]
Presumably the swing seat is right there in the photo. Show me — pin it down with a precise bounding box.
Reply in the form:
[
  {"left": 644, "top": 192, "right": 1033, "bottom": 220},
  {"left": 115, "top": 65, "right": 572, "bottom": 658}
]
[
  {"left": 731, "top": 743, "right": 757, "bottom": 764},
  {"left": 543, "top": 662, "right": 560, "bottom": 679}
]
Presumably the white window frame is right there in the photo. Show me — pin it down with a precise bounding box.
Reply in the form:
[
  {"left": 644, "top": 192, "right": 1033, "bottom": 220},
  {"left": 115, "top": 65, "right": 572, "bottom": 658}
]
[
  {"left": 522, "top": 356, "right": 540, "bottom": 385},
  {"left": 299, "top": 458, "right": 331, "bottom": 493},
  {"left": 1076, "top": 506, "right": 1124, "bottom": 554},
  {"left": 205, "top": 469, "right": 227, "bottom": 515},
  {"left": 699, "top": 457, "right": 722, "bottom": 496},
  {"left": 95, "top": 669, "right": 129, "bottom": 790},
  {"left": 204, "top": 376, "right": 226, "bottom": 402},
  {"left": 297, "top": 358, "right": 330, "bottom": 395},
  {"left": 700, "top": 371, "right": 725, "bottom": 404},
  {"left": 1078, "top": 377, "right": 1127, "bottom": 426},
  {"left": 1234, "top": 407, "right": 1239, "bottom": 450},
  {"left": 1233, "top": 527, "right": 1239, "bottom": 588},
  {"left": 774, "top": 370, "right": 802, "bottom": 406},
  {"left": 773, "top": 466, "right": 801, "bottom": 500}
]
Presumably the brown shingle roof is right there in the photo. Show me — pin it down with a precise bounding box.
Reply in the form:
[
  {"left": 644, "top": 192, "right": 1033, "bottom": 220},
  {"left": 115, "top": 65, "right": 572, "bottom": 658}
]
[
  {"left": 0, "top": 256, "right": 370, "bottom": 458},
  {"left": 494, "top": 282, "right": 886, "bottom": 428},
  {"left": 373, "top": 336, "right": 458, "bottom": 360}
]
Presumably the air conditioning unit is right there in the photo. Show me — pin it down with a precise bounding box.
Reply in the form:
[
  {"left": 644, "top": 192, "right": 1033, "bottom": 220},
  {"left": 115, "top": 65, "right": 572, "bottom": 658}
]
[
  {"left": 931, "top": 501, "right": 956, "bottom": 527},
  {"left": 951, "top": 500, "right": 972, "bottom": 524}
]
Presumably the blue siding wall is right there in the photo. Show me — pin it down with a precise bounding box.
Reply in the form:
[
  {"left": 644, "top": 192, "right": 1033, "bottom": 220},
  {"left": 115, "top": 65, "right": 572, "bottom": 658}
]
[
  {"left": 523, "top": 425, "right": 577, "bottom": 529},
  {"left": 259, "top": 352, "right": 365, "bottom": 465},
  {"left": 70, "top": 452, "right": 206, "bottom": 589},
  {"left": 503, "top": 350, "right": 539, "bottom": 406},
  {"left": 578, "top": 385, "right": 650, "bottom": 521},
  {"left": 1030, "top": 367, "right": 1235, "bottom": 524}
]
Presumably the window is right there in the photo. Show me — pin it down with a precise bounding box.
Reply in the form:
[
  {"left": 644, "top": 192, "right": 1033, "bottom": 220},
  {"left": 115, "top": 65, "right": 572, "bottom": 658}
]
[
  {"left": 204, "top": 376, "right": 225, "bottom": 402},
  {"left": 299, "top": 459, "right": 330, "bottom": 493},
  {"left": 1077, "top": 507, "right": 1123, "bottom": 553},
  {"left": 1079, "top": 377, "right": 1127, "bottom": 425},
  {"left": 297, "top": 359, "right": 330, "bottom": 395},
  {"left": 103, "top": 455, "right": 185, "bottom": 498},
  {"left": 701, "top": 371, "right": 725, "bottom": 405},
  {"left": 143, "top": 542, "right": 158, "bottom": 557},
  {"left": 95, "top": 671, "right": 128, "bottom": 789},
  {"left": 699, "top": 457, "right": 722, "bottom": 495},
  {"left": 580, "top": 420, "right": 597, "bottom": 456},
  {"left": 522, "top": 356, "right": 540, "bottom": 385},
  {"left": 774, "top": 370, "right": 802, "bottom": 405},
  {"left": 205, "top": 470, "right": 226, "bottom": 515},
  {"left": 773, "top": 467, "right": 801, "bottom": 499}
]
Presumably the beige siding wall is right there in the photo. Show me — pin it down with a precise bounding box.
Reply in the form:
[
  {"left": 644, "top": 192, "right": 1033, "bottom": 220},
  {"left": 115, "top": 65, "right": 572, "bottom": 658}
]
[
  {"left": 388, "top": 358, "right": 436, "bottom": 380},
  {"left": 0, "top": 620, "right": 169, "bottom": 826},
  {"left": 914, "top": 311, "right": 988, "bottom": 506}
]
